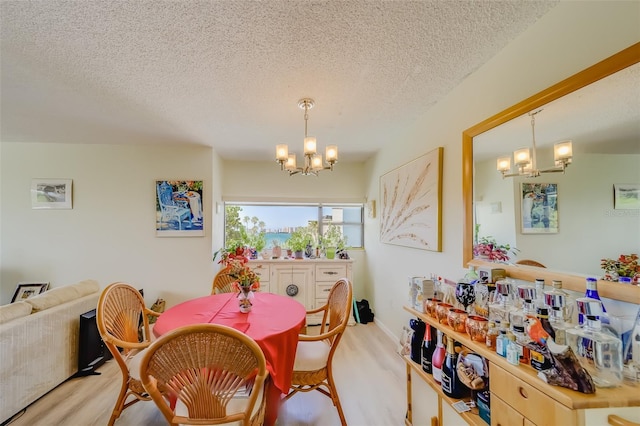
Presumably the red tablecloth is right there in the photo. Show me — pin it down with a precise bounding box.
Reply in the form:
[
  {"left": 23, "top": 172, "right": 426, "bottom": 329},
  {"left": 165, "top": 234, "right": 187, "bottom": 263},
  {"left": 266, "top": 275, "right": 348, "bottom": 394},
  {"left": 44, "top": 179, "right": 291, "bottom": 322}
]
[{"left": 153, "top": 292, "right": 306, "bottom": 425}]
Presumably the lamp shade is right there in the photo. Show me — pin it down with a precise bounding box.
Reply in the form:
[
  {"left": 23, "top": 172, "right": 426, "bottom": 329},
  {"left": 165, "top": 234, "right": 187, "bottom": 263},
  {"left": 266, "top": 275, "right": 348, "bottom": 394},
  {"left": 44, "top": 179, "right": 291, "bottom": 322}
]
[
  {"left": 276, "top": 144, "right": 289, "bottom": 161},
  {"left": 497, "top": 156, "right": 511, "bottom": 172},
  {"left": 286, "top": 154, "right": 297, "bottom": 170},
  {"left": 554, "top": 140, "right": 573, "bottom": 163},
  {"left": 304, "top": 137, "right": 317, "bottom": 155},
  {"left": 513, "top": 148, "right": 531, "bottom": 167},
  {"left": 326, "top": 145, "right": 338, "bottom": 163},
  {"left": 311, "top": 154, "right": 323, "bottom": 170}
]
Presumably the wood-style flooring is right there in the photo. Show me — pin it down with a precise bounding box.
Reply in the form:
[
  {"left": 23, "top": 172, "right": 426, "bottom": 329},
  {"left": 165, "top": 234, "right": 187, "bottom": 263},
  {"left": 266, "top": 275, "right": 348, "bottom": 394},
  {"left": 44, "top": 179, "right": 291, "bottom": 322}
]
[{"left": 5, "top": 322, "right": 406, "bottom": 426}]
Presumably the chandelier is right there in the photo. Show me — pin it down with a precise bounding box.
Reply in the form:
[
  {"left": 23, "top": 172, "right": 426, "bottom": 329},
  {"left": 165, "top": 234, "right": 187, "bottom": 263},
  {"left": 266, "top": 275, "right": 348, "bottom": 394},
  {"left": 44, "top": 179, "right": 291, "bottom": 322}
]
[
  {"left": 275, "top": 98, "right": 338, "bottom": 176},
  {"left": 497, "top": 109, "right": 573, "bottom": 178}
]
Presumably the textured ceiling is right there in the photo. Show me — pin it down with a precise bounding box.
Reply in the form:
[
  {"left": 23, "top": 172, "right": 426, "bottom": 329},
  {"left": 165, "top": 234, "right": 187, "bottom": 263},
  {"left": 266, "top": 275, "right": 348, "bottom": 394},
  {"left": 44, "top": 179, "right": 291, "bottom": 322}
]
[{"left": 1, "top": 1, "right": 558, "bottom": 162}]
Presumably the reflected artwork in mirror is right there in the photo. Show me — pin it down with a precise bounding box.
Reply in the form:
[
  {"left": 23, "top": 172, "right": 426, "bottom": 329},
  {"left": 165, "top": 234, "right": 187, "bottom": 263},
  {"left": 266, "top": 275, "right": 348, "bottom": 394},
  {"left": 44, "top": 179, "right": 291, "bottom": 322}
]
[{"left": 462, "top": 43, "right": 640, "bottom": 300}]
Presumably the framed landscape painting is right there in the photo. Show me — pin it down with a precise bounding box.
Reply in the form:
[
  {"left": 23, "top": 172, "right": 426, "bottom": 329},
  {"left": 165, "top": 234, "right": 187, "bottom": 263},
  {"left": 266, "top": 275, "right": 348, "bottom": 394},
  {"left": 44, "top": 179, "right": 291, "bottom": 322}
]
[
  {"left": 614, "top": 184, "right": 640, "bottom": 210},
  {"left": 379, "top": 147, "right": 443, "bottom": 251},
  {"left": 31, "top": 179, "right": 73, "bottom": 209}
]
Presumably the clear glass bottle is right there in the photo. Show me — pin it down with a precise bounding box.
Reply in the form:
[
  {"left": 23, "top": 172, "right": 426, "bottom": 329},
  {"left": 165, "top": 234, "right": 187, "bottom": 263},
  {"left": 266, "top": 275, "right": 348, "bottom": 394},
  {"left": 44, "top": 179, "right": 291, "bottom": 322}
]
[
  {"left": 534, "top": 278, "right": 546, "bottom": 308},
  {"left": 544, "top": 290, "right": 570, "bottom": 345},
  {"left": 547, "top": 280, "right": 574, "bottom": 323},
  {"left": 512, "top": 324, "right": 531, "bottom": 364},
  {"left": 489, "top": 280, "right": 518, "bottom": 324},
  {"left": 485, "top": 320, "right": 499, "bottom": 351},
  {"left": 567, "top": 298, "right": 623, "bottom": 388},
  {"left": 463, "top": 266, "right": 480, "bottom": 284},
  {"left": 511, "top": 285, "right": 536, "bottom": 330}
]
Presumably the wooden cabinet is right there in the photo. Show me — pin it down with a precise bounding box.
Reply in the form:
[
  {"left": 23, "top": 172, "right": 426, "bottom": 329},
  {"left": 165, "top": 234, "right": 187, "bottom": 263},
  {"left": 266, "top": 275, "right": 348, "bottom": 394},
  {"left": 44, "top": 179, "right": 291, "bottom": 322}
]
[
  {"left": 249, "top": 259, "right": 353, "bottom": 325},
  {"left": 403, "top": 305, "right": 640, "bottom": 426}
]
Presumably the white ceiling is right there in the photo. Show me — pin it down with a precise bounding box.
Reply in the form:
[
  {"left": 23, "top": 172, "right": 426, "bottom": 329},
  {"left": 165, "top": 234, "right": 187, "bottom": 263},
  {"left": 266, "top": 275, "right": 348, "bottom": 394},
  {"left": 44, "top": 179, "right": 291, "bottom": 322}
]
[{"left": 1, "top": 1, "right": 559, "bottom": 162}]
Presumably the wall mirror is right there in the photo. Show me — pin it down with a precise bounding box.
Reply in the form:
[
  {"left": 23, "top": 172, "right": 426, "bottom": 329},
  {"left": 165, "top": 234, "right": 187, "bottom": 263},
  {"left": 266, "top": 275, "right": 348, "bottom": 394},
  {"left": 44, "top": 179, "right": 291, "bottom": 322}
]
[{"left": 462, "top": 43, "right": 640, "bottom": 302}]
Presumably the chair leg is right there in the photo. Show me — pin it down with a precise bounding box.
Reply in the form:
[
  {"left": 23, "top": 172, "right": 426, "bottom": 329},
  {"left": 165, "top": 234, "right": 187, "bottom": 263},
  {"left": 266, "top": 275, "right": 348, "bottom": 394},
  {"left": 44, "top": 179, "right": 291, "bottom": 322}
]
[{"left": 327, "top": 374, "right": 347, "bottom": 426}]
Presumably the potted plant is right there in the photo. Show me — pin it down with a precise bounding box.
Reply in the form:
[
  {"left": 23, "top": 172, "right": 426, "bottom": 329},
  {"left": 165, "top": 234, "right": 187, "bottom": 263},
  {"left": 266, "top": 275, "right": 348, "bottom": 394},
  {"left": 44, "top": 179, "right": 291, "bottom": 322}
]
[
  {"left": 601, "top": 253, "right": 640, "bottom": 282},
  {"left": 287, "top": 227, "right": 313, "bottom": 259},
  {"left": 321, "top": 223, "right": 348, "bottom": 259},
  {"left": 473, "top": 224, "right": 517, "bottom": 262}
]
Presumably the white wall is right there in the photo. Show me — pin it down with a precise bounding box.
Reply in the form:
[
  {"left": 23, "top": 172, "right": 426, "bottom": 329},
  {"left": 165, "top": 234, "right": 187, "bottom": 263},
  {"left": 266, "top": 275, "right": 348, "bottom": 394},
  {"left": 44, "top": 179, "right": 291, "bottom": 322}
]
[
  {"left": 0, "top": 143, "right": 220, "bottom": 306},
  {"left": 363, "top": 1, "right": 640, "bottom": 339}
]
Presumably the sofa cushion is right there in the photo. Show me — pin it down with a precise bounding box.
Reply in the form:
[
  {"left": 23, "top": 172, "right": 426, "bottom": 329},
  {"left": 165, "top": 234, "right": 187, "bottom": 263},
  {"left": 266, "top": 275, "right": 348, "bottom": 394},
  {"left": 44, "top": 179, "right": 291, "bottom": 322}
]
[
  {"left": 0, "top": 302, "right": 32, "bottom": 325},
  {"left": 25, "top": 279, "right": 99, "bottom": 312}
]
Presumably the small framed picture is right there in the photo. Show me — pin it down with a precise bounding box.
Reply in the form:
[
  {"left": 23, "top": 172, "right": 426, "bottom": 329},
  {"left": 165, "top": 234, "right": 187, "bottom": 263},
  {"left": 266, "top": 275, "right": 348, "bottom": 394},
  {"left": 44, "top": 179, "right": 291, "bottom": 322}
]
[
  {"left": 11, "top": 282, "right": 50, "bottom": 303},
  {"left": 31, "top": 179, "right": 73, "bottom": 209},
  {"left": 614, "top": 184, "right": 640, "bottom": 210},
  {"left": 521, "top": 182, "right": 558, "bottom": 234}
]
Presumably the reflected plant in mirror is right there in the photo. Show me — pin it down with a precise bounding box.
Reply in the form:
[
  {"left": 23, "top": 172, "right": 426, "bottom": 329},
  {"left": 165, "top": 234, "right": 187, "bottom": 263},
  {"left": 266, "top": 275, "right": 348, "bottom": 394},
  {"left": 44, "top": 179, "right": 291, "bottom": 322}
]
[{"left": 473, "top": 224, "right": 518, "bottom": 262}]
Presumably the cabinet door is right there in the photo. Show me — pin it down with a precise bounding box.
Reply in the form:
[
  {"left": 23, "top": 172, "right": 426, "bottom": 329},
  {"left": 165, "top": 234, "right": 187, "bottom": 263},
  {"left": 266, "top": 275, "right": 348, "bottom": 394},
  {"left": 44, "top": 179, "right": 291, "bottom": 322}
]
[
  {"left": 273, "top": 266, "right": 312, "bottom": 309},
  {"left": 491, "top": 395, "right": 524, "bottom": 426}
]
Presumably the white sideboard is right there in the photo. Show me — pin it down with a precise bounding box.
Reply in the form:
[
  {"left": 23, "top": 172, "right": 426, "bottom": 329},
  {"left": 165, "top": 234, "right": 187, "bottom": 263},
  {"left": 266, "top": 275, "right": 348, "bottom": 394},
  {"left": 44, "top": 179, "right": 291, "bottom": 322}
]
[{"left": 248, "top": 259, "right": 353, "bottom": 325}]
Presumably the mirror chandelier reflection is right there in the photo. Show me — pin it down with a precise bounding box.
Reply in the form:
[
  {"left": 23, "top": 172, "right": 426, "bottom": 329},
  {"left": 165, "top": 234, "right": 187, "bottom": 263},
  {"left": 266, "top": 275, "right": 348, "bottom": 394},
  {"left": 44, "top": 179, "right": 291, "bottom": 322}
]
[
  {"left": 496, "top": 109, "right": 573, "bottom": 178},
  {"left": 275, "top": 98, "right": 338, "bottom": 176}
]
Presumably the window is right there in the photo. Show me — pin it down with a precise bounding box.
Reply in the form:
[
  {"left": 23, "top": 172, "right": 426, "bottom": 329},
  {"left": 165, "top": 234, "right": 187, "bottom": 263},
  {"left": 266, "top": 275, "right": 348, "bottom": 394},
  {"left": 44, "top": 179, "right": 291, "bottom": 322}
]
[{"left": 223, "top": 202, "right": 364, "bottom": 249}]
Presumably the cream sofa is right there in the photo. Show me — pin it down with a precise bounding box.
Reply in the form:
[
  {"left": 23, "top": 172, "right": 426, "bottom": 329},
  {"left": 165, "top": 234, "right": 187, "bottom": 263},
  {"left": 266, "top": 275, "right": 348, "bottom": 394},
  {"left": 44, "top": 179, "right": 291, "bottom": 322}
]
[{"left": 0, "top": 280, "right": 100, "bottom": 424}]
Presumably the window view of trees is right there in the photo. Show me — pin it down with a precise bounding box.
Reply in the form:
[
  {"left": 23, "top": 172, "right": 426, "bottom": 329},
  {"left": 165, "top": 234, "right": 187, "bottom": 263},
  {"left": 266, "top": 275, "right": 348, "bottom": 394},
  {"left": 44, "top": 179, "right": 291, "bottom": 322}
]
[{"left": 220, "top": 203, "right": 363, "bottom": 258}]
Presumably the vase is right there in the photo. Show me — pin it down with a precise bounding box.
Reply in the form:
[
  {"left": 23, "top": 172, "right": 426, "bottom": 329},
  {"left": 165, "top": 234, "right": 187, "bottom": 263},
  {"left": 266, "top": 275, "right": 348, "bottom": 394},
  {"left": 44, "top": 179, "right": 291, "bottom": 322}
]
[
  {"left": 325, "top": 247, "right": 336, "bottom": 259},
  {"left": 272, "top": 246, "right": 282, "bottom": 259},
  {"left": 238, "top": 290, "right": 254, "bottom": 313}
]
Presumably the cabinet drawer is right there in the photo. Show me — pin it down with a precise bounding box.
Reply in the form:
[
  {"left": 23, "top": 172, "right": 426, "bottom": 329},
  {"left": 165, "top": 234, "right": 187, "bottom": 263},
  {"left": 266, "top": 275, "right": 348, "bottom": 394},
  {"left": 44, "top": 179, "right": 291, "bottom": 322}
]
[
  {"left": 490, "top": 363, "right": 574, "bottom": 425},
  {"left": 251, "top": 263, "right": 270, "bottom": 282},
  {"left": 315, "top": 264, "right": 347, "bottom": 282},
  {"left": 316, "top": 283, "right": 334, "bottom": 299}
]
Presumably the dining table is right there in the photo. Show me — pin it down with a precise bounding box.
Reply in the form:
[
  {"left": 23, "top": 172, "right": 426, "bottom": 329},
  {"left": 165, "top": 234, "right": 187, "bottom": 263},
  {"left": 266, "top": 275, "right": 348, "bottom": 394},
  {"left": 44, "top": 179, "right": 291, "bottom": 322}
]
[{"left": 153, "top": 291, "right": 307, "bottom": 426}]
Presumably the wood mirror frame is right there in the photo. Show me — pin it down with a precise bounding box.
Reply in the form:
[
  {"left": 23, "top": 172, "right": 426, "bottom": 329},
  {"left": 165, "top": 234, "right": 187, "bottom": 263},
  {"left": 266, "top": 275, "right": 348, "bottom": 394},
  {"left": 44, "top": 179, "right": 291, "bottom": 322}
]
[{"left": 462, "top": 42, "right": 640, "bottom": 304}]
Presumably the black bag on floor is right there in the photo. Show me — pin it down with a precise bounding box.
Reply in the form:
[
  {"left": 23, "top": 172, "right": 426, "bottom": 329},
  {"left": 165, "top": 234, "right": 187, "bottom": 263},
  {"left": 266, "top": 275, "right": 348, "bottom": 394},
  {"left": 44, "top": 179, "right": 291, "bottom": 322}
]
[{"left": 355, "top": 299, "right": 374, "bottom": 324}]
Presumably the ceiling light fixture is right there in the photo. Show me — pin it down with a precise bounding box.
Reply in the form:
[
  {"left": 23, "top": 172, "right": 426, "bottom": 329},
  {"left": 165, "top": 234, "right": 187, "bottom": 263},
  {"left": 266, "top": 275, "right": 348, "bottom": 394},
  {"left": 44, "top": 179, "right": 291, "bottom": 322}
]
[
  {"left": 275, "top": 98, "right": 338, "bottom": 176},
  {"left": 496, "top": 109, "right": 573, "bottom": 178}
]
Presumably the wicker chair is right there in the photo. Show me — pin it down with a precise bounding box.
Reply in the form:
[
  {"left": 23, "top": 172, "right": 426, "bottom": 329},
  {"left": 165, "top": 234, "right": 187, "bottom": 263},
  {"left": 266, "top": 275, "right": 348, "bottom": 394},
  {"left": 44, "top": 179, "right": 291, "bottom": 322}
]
[
  {"left": 212, "top": 267, "right": 236, "bottom": 294},
  {"left": 283, "top": 278, "right": 353, "bottom": 426},
  {"left": 139, "top": 324, "right": 268, "bottom": 426},
  {"left": 516, "top": 259, "right": 546, "bottom": 268},
  {"left": 96, "top": 282, "right": 161, "bottom": 426}
]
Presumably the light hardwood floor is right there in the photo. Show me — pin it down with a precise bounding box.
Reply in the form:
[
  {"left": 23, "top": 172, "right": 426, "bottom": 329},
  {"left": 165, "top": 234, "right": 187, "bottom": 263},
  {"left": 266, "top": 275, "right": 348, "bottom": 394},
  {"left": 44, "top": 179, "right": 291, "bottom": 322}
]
[{"left": 6, "top": 322, "right": 406, "bottom": 426}]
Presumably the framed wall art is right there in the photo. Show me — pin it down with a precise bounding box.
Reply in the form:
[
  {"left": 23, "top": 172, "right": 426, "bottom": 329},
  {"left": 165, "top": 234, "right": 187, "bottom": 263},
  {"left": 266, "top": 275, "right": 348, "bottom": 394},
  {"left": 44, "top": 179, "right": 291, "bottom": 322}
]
[
  {"left": 379, "top": 147, "right": 443, "bottom": 251},
  {"left": 155, "top": 180, "right": 204, "bottom": 237},
  {"left": 11, "top": 282, "right": 50, "bottom": 303},
  {"left": 521, "top": 182, "right": 558, "bottom": 234},
  {"left": 31, "top": 179, "right": 73, "bottom": 209},
  {"left": 614, "top": 183, "right": 640, "bottom": 210}
]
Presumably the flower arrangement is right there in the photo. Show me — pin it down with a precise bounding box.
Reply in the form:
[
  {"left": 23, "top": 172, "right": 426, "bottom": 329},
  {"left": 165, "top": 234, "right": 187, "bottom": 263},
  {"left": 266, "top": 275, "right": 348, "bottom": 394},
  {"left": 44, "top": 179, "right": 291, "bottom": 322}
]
[
  {"left": 226, "top": 258, "right": 260, "bottom": 292},
  {"left": 600, "top": 253, "right": 640, "bottom": 281},
  {"left": 473, "top": 225, "right": 517, "bottom": 262}
]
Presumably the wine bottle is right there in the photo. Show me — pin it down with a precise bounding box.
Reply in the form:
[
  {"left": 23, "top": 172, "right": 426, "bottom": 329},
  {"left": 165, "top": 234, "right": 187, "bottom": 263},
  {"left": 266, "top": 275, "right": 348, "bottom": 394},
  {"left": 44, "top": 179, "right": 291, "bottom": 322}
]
[
  {"left": 441, "top": 335, "right": 465, "bottom": 398},
  {"left": 431, "top": 330, "right": 446, "bottom": 384},
  {"left": 421, "top": 324, "right": 436, "bottom": 374},
  {"left": 409, "top": 319, "right": 426, "bottom": 364}
]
